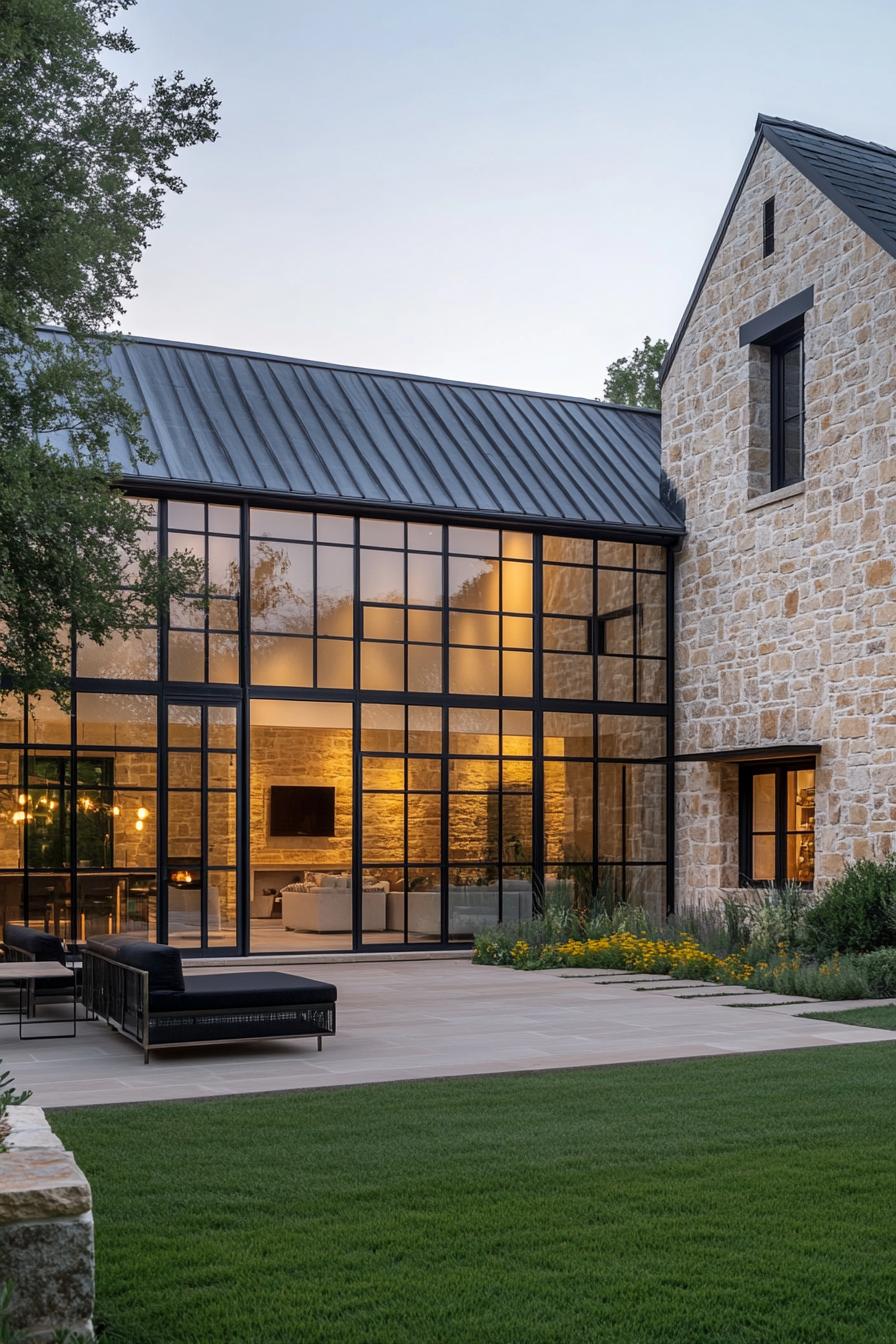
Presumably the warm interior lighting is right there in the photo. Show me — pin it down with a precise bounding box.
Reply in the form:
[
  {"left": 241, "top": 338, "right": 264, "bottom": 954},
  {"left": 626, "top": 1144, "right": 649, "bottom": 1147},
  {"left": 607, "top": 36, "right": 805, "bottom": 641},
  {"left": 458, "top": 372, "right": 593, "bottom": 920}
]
[
  {"left": 11, "top": 811, "right": 25, "bottom": 825},
  {"left": 136, "top": 806, "right": 149, "bottom": 820}
]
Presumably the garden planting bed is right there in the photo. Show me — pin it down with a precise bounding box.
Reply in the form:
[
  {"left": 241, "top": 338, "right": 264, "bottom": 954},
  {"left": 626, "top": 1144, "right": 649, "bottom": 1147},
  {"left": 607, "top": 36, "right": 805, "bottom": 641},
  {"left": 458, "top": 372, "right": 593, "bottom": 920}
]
[{"left": 473, "top": 859, "right": 896, "bottom": 1003}]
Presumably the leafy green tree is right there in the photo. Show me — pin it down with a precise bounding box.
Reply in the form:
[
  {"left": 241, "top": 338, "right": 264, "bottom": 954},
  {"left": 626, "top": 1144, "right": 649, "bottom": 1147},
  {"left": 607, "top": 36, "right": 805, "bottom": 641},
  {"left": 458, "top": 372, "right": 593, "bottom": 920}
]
[
  {"left": 602, "top": 336, "right": 668, "bottom": 410},
  {"left": 0, "top": 0, "right": 219, "bottom": 704}
]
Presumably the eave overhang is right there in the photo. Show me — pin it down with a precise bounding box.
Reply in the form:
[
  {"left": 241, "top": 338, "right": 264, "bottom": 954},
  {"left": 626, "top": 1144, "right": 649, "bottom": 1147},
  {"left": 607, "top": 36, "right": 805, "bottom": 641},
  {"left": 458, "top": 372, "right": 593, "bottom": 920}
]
[{"left": 675, "top": 744, "right": 821, "bottom": 765}]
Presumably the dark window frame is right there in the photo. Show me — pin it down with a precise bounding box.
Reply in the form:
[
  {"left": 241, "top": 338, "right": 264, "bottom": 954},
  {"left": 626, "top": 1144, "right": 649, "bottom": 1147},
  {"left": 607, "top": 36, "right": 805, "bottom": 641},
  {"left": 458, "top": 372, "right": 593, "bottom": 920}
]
[
  {"left": 762, "top": 196, "right": 775, "bottom": 257},
  {"left": 596, "top": 604, "right": 637, "bottom": 656},
  {"left": 770, "top": 325, "right": 804, "bottom": 491},
  {"left": 739, "top": 759, "right": 815, "bottom": 889},
  {"left": 0, "top": 508, "right": 676, "bottom": 953},
  {"left": 543, "top": 614, "right": 593, "bottom": 655}
]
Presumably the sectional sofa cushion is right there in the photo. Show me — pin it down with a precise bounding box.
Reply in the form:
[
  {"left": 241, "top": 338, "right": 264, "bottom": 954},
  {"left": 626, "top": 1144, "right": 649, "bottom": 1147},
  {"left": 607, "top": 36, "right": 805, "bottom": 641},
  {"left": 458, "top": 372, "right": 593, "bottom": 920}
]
[
  {"left": 116, "top": 940, "right": 185, "bottom": 993},
  {"left": 85, "top": 935, "right": 143, "bottom": 959},
  {"left": 148, "top": 971, "right": 337, "bottom": 1014},
  {"left": 2, "top": 923, "right": 74, "bottom": 995},
  {"left": 3, "top": 924, "right": 66, "bottom": 965}
]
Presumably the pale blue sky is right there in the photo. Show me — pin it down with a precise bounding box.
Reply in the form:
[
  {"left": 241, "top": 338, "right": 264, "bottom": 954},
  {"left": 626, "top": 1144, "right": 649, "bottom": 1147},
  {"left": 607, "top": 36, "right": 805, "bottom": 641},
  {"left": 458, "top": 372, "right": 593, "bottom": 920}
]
[{"left": 113, "top": 0, "right": 896, "bottom": 397}]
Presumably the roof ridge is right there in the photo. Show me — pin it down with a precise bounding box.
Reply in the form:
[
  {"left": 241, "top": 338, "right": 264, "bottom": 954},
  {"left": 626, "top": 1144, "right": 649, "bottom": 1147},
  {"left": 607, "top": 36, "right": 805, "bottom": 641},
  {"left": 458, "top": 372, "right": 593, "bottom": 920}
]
[
  {"left": 661, "top": 111, "right": 896, "bottom": 387},
  {"left": 35, "top": 324, "right": 661, "bottom": 417},
  {"left": 755, "top": 113, "right": 896, "bottom": 160}
]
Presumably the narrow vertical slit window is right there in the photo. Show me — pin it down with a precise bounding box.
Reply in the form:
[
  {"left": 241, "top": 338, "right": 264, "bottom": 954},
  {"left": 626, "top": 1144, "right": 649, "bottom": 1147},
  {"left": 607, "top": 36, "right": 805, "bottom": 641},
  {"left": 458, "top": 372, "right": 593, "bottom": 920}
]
[{"left": 762, "top": 196, "right": 775, "bottom": 257}]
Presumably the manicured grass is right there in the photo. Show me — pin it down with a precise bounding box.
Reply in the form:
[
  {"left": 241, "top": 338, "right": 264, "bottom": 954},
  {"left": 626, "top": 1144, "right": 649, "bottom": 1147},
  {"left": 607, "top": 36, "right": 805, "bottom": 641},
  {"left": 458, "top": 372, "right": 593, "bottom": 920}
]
[
  {"left": 52, "top": 1045, "right": 896, "bottom": 1344},
  {"left": 801, "top": 1005, "right": 896, "bottom": 1031}
]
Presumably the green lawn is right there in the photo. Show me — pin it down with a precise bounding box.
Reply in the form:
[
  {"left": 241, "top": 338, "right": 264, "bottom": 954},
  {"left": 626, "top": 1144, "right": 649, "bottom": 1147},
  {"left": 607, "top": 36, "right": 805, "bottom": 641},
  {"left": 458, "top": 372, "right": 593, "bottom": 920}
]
[
  {"left": 801, "top": 1005, "right": 896, "bottom": 1031},
  {"left": 52, "top": 1045, "right": 896, "bottom": 1344}
]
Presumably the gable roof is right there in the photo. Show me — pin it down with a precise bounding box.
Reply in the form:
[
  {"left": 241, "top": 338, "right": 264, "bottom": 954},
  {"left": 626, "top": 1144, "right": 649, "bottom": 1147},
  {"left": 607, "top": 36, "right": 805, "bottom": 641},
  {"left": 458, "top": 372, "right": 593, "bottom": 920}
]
[
  {"left": 660, "top": 114, "right": 896, "bottom": 385},
  {"left": 75, "top": 331, "right": 683, "bottom": 537}
]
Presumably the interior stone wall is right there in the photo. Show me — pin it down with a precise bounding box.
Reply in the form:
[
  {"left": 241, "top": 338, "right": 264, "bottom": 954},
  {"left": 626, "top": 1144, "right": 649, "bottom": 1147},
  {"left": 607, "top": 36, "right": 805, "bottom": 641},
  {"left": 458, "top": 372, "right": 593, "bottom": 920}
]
[
  {"left": 250, "top": 724, "right": 354, "bottom": 872},
  {"left": 663, "top": 137, "right": 896, "bottom": 904}
]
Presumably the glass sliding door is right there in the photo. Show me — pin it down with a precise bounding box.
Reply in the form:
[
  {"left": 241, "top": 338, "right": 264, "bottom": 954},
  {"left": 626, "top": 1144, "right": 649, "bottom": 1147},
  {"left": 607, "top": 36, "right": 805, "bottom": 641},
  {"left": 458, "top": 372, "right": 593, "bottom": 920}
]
[
  {"left": 165, "top": 701, "right": 239, "bottom": 951},
  {"left": 359, "top": 703, "right": 442, "bottom": 945}
]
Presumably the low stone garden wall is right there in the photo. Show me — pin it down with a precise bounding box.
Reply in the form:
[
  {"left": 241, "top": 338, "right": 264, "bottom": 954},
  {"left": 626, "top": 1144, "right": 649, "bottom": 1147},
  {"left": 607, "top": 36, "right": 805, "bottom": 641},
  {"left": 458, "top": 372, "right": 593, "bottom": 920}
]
[{"left": 0, "top": 1107, "right": 94, "bottom": 1342}]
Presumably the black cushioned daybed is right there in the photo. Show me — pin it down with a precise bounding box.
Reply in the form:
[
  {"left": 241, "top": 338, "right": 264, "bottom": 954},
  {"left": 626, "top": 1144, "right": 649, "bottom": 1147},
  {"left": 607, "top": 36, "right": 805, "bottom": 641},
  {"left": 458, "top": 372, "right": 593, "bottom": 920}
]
[{"left": 82, "top": 940, "right": 336, "bottom": 1063}]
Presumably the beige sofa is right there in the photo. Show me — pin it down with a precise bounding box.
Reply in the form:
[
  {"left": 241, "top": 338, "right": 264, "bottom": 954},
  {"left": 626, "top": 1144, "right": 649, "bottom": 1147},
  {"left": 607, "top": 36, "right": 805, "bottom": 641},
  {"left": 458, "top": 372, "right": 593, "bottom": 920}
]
[
  {"left": 280, "top": 876, "right": 387, "bottom": 933},
  {"left": 398, "top": 882, "right": 534, "bottom": 937}
]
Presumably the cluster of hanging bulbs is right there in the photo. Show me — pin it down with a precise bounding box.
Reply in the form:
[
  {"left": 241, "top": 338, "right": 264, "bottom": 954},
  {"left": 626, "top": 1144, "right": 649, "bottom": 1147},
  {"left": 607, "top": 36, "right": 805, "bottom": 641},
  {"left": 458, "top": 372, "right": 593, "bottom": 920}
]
[{"left": 10, "top": 793, "right": 150, "bottom": 833}]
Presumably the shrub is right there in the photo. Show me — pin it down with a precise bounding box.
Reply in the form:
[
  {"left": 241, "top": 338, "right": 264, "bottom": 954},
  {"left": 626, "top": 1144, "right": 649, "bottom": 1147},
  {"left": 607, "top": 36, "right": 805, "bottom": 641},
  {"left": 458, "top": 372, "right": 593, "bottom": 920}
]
[
  {"left": 860, "top": 947, "right": 896, "bottom": 998},
  {"left": 748, "top": 951, "right": 871, "bottom": 1000},
  {"left": 0, "top": 1061, "right": 31, "bottom": 1154},
  {"left": 803, "top": 857, "right": 896, "bottom": 957}
]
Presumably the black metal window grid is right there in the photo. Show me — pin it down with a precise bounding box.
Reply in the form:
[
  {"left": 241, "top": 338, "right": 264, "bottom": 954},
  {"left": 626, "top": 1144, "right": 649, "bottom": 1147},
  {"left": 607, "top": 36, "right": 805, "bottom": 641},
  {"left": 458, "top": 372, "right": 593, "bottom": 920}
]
[
  {"left": 0, "top": 496, "right": 675, "bottom": 953},
  {"left": 0, "top": 692, "right": 159, "bottom": 944},
  {"left": 167, "top": 500, "right": 241, "bottom": 685},
  {"left": 542, "top": 538, "right": 666, "bottom": 705}
]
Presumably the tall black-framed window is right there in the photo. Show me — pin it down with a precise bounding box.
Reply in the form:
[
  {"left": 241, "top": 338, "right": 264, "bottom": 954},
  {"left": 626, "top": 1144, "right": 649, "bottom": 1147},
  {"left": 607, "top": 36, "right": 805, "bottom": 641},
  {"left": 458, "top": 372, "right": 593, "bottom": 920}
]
[
  {"left": 739, "top": 761, "right": 815, "bottom": 888},
  {"left": 770, "top": 329, "right": 804, "bottom": 490}
]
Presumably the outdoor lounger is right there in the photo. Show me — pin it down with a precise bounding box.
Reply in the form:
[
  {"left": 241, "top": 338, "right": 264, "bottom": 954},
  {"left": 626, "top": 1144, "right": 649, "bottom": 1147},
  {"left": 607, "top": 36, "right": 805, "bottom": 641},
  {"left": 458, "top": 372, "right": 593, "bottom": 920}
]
[{"left": 82, "top": 939, "right": 336, "bottom": 1062}]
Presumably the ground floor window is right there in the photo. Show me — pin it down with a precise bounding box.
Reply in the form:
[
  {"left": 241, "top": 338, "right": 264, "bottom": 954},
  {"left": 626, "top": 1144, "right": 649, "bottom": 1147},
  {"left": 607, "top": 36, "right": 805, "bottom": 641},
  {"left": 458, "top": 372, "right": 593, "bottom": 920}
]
[
  {"left": 740, "top": 762, "right": 815, "bottom": 887},
  {"left": 1, "top": 691, "right": 670, "bottom": 953}
]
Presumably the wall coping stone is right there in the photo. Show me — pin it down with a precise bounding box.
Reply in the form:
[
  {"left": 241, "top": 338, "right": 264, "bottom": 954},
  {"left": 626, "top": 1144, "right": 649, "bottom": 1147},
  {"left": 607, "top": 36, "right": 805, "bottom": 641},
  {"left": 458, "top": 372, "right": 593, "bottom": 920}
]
[
  {"left": 0, "top": 1149, "right": 91, "bottom": 1225},
  {"left": 0, "top": 1106, "right": 95, "bottom": 1341},
  {"left": 3, "top": 1107, "right": 65, "bottom": 1152}
]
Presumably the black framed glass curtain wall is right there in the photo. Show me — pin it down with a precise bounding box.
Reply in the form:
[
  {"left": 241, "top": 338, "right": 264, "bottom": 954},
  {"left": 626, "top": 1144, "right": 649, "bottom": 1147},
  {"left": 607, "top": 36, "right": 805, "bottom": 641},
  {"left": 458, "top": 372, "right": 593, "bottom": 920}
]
[{"left": 0, "top": 494, "right": 674, "bottom": 954}]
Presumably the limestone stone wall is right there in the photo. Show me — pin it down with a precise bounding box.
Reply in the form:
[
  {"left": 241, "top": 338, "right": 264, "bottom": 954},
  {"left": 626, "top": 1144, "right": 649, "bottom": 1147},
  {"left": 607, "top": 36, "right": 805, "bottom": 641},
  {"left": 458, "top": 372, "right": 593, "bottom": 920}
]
[
  {"left": 663, "top": 138, "right": 896, "bottom": 905},
  {"left": 0, "top": 1107, "right": 94, "bottom": 1342}
]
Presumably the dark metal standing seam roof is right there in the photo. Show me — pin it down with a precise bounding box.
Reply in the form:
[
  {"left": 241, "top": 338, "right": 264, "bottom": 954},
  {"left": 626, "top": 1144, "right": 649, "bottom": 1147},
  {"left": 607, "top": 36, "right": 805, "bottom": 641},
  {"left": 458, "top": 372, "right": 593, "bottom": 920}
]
[
  {"left": 83, "top": 332, "right": 682, "bottom": 536},
  {"left": 661, "top": 114, "right": 896, "bottom": 385}
]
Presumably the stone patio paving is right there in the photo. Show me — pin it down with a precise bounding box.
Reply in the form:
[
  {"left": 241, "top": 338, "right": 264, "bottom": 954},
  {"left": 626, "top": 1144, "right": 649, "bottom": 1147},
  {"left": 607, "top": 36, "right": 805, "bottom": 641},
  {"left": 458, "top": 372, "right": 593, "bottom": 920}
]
[{"left": 3, "top": 958, "right": 894, "bottom": 1109}]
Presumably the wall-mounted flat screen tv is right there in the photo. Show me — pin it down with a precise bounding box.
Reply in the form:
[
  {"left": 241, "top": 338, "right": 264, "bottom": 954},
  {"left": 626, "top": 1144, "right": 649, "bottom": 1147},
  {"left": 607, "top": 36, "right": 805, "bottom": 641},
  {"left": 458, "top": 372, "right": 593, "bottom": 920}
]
[{"left": 269, "top": 786, "right": 336, "bottom": 837}]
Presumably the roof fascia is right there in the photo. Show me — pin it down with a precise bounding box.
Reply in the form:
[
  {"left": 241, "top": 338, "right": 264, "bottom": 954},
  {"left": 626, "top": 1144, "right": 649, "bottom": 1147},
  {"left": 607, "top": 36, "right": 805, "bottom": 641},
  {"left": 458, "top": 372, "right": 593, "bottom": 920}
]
[
  {"left": 119, "top": 473, "right": 687, "bottom": 541},
  {"left": 659, "top": 129, "right": 764, "bottom": 387},
  {"left": 761, "top": 123, "right": 896, "bottom": 264}
]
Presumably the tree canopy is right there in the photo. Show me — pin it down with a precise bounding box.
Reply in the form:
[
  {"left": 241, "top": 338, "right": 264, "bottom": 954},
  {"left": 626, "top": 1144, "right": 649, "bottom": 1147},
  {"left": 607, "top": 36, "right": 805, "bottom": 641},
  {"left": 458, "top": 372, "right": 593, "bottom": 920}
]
[
  {"left": 602, "top": 336, "right": 668, "bottom": 410},
  {"left": 0, "top": 0, "right": 219, "bottom": 702}
]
